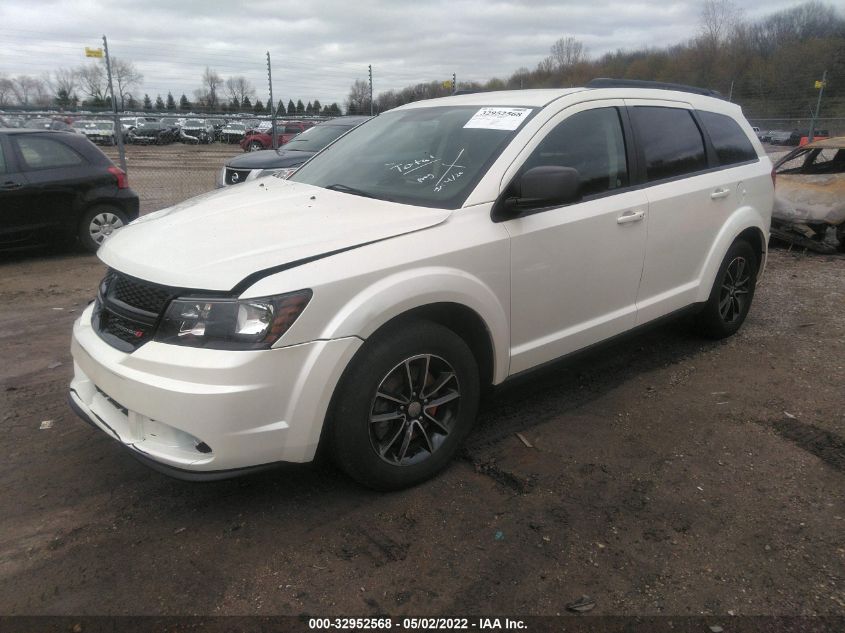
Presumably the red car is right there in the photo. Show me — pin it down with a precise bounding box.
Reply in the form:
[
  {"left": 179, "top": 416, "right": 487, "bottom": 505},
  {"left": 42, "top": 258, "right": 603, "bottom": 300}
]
[{"left": 239, "top": 121, "right": 315, "bottom": 152}]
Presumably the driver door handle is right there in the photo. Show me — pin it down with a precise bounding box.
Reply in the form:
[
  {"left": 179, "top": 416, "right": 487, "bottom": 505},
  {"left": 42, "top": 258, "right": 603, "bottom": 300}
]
[
  {"left": 617, "top": 209, "right": 645, "bottom": 224},
  {"left": 710, "top": 187, "right": 731, "bottom": 200}
]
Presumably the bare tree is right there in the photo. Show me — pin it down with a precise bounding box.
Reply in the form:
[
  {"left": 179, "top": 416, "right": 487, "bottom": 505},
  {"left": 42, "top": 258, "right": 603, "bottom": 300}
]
[
  {"left": 49, "top": 67, "right": 79, "bottom": 99},
  {"left": 201, "top": 67, "right": 223, "bottom": 109},
  {"left": 11, "top": 75, "right": 45, "bottom": 106},
  {"left": 550, "top": 37, "right": 588, "bottom": 70},
  {"left": 224, "top": 76, "right": 255, "bottom": 107},
  {"left": 345, "top": 78, "right": 370, "bottom": 114},
  {"left": 112, "top": 58, "right": 143, "bottom": 110},
  {"left": 700, "top": 0, "right": 744, "bottom": 47},
  {"left": 0, "top": 75, "right": 16, "bottom": 106},
  {"left": 78, "top": 63, "right": 109, "bottom": 104}
]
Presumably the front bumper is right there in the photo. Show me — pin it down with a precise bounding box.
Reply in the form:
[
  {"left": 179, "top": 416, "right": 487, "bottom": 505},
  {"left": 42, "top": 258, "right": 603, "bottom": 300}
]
[{"left": 69, "top": 304, "right": 362, "bottom": 477}]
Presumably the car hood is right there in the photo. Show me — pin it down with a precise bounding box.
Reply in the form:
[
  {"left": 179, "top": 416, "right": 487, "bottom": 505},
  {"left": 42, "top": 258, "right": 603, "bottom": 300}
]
[
  {"left": 99, "top": 180, "right": 452, "bottom": 291},
  {"left": 226, "top": 149, "right": 313, "bottom": 169}
]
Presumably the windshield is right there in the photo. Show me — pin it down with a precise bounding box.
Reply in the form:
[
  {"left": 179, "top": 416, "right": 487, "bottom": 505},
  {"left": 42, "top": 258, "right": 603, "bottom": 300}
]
[
  {"left": 90, "top": 122, "right": 113, "bottom": 131},
  {"left": 224, "top": 123, "right": 245, "bottom": 130},
  {"left": 185, "top": 119, "right": 204, "bottom": 126},
  {"left": 282, "top": 124, "right": 350, "bottom": 151},
  {"left": 289, "top": 105, "right": 533, "bottom": 208}
]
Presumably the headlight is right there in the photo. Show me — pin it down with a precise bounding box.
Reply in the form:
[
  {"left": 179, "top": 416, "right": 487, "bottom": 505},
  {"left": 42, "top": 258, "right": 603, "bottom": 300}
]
[
  {"left": 155, "top": 289, "right": 312, "bottom": 350},
  {"left": 258, "top": 167, "right": 298, "bottom": 179}
]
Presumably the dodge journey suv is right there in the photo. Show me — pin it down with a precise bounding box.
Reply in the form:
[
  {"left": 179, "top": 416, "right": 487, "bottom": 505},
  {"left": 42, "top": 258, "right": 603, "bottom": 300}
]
[{"left": 69, "top": 79, "right": 774, "bottom": 489}]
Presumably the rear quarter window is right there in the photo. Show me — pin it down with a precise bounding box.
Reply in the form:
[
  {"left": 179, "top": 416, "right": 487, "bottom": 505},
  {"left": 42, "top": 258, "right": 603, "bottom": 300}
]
[
  {"left": 15, "top": 136, "right": 85, "bottom": 170},
  {"left": 698, "top": 111, "right": 757, "bottom": 166},
  {"left": 631, "top": 107, "right": 707, "bottom": 182}
]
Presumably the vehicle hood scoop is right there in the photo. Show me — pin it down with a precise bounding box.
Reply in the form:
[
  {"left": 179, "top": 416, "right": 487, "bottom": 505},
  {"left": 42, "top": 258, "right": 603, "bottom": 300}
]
[{"left": 98, "top": 180, "right": 452, "bottom": 291}]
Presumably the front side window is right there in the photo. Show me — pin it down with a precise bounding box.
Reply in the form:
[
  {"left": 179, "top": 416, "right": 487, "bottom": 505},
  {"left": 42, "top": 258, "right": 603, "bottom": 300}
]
[
  {"left": 631, "top": 106, "right": 707, "bottom": 182},
  {"left": 698, "top": 111, "right": 757, "bottom": 166},
  {"left": 15, "top": 136, "right": 84, "bottom": 170},
  {"left": 290, "top": 105, "right": 533, "bottom": 209},
  {"left": 517, "top": 107, "right": 629, "bottom": 200}
]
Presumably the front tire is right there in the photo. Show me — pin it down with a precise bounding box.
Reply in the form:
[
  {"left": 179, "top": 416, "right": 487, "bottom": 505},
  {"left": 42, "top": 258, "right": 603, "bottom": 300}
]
[
  {"left": 328, "top": 321, "right": 480, "bottom": 490},
  {"left": 247, "top": 141, "right": 263, "bottom": 152},
  {"left": 694, "top": 239, "right": 758, "bottom": 339},
  {"left": 79, "top": 206, "right": 128, "bottom": 253}
]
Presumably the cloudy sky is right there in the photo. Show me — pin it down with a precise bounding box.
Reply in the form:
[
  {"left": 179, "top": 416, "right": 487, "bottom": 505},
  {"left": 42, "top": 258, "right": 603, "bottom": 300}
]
[{"left": 0, "top": 0, "right": 809, "bottom": 107}]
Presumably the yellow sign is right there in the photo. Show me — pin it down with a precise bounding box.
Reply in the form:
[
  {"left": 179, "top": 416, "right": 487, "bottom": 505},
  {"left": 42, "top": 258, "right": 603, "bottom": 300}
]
[
  {"left": 815, "top": 80, "right": 825, "bottom": 89},
  {"left": 85, "top": 47, "right": 104, "bottom": 58},
  {"left": 442, "top": 80, "right": 451, "bottom": 89}
]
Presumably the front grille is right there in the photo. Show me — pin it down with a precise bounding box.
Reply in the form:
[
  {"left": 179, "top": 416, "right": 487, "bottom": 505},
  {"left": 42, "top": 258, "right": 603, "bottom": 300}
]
[
  {"left": 225, "top": 168, "right": 252, "bottom": 185},
  {"left": 110, "top": 273, "right": 172, "bottom": 314},
  {"left": 92, "top": 270, "right": 180, "bottom": 352}
]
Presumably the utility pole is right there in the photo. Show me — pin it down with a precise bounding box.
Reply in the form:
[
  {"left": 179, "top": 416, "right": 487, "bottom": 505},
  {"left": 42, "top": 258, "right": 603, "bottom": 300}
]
[
  {"left": 451, "top": 73, "right": 456, "bottom": 94},
  {"left": 267, "top": 52, "right": 277, "bottom": 150},
  {"left": 102, "top": 35, "right": 127, "bottom": 173},
  {"left": 809, "top": 70, "right": 827, "bottom": 143},
  {"left": 368, "top": 64, "right": 373, "bottom": 116}
]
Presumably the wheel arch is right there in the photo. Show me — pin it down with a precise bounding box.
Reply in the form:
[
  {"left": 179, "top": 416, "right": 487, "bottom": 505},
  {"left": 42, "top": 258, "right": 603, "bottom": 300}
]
[{"left": 695, "top": 206, "right": 769, "bottom": 304}]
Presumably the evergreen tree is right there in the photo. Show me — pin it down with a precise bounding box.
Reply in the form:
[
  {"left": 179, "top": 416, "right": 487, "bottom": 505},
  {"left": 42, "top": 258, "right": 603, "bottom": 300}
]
[
  {"left": 179, "top": 94, "right": 191, "bottom": 110},
  {"left": 295, "top": 99, "right": 305, "bottom": 115},
  {"left": 126, "top": 95, "right": 138, "bottom": 110},
  {"left": 143, "top": 94, "right": 152, "bottom": 110},
  {"left": 253, "top": 99, "right": 264, "bottom": 113},
  {"left": 276, "top": 99, "right": 285, "bottom": 116},
  {"left": 312, "top": 99, "right": 322, "bottom": 114},
  {"left": 154, "top": 95, "right": 165, "bottom": 110},
  {"left": 305, "top": 101, "right": 313, "bottom": 115},
  {"left": 242, "top": 96, "right": 252, "bottom": 109},
  {"left": 166, "top": 92, "right": 176, "bottom": 110},
  {"left": 265, "top": 100, "right": 272, "bottom": 113},
  {"left": 54, "top": 89, "right": 72, "bottom": 108},
  {"left": 287, "top": 99, "right": 295, "bottom": 115}
]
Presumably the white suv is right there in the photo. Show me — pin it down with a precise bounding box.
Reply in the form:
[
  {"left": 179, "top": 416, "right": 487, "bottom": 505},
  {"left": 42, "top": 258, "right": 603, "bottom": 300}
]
[{"left": 69, "top": 80, "right": 774, "bottom": 489}]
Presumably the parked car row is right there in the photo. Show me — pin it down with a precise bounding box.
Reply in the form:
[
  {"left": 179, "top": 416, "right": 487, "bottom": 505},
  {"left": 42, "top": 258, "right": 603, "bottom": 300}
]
[{"left": 757, "top": 128, "right": 830, "bottom": 146}]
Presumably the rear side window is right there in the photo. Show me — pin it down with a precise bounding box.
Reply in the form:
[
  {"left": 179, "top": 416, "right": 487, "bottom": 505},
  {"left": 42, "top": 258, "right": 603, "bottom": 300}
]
[
  {"left": 631, "top": 107, "right": 707, "bottom": 182},
  {"left": 698, "top": 111, "right": 757, "bottom": 165},
  {"left": 15, "top": 136, "right": 85, "bottom": 170},
  {"left": 521, "top": 107, "right": 629, "bottom": 199}
]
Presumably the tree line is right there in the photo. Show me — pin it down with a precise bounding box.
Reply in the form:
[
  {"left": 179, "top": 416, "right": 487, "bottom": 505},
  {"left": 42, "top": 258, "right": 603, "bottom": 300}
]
[
  {"left": 349, "top": 0, "right": 845, "bottom": 120},
  {"left": 0, "top": 62, "right": 341, "bottom": 117}
]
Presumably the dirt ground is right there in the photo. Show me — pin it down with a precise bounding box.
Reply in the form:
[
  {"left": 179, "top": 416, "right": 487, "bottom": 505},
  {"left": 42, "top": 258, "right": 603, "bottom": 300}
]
[{"left": 0, "top": 243, "right": 843, "bottom": 617}]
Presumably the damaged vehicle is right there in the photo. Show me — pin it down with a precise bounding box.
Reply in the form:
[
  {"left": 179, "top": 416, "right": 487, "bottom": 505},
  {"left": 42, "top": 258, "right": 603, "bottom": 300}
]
[
  {"left": 74, "top": 120, "right": 118, "bottom": 146},
  {"left": 220, "top": 121, "right": 247, "bottom": 144},
  {"left": 129, "top": 121, "right": 170, "bottom": 145},
  {"left": 772, "top": 136, "right": 845, "bottom": 253},
  {"left": 180, "top": 118, "right": 215, "bottom": 144}
]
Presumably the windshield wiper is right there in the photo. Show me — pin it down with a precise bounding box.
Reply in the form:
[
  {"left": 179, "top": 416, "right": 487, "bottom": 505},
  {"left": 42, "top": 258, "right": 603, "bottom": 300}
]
[{"left": 325, "top": 183, "right": 378, "bottom": 199}]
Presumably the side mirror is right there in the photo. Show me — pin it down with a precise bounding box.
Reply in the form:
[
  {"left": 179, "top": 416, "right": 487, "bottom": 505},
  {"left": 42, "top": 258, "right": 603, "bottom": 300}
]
[{"left": 519, "top": 165, "right": 581, "bottom": 206}]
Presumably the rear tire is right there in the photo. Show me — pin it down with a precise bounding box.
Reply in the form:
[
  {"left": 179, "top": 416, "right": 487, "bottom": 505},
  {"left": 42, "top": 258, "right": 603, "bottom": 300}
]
[
  {"left": 328, "top": 321, "right": 480, "bottom": 490},
  {"left": 78, "top": 206, "right": 128, "bottom": 253},
  {"left": 693, "top": 239, "right": 758, "bottom": 339}
]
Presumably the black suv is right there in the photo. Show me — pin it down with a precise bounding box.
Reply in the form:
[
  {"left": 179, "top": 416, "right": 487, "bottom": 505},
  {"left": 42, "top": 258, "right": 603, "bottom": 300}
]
[{"left": 0, "top": 130, "right": 140, "bottom": 252}]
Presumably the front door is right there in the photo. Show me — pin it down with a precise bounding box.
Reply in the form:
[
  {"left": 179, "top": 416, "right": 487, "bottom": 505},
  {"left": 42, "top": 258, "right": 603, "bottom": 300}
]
[{"left": 504, "top": 102, "right": 649, "bottom": 374}]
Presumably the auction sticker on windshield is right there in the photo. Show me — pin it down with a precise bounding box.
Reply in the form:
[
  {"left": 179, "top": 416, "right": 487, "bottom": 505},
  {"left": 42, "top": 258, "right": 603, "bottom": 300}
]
[{"left": 463, "top": 107, "right": 532, "bottom": 131}]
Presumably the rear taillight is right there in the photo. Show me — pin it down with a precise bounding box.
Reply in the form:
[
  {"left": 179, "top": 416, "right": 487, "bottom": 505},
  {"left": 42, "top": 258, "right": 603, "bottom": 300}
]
[
  {"left": 108, "top": 166, "right": 128, "bottom": 189},
  {"left": 771, "top": 167, "right": 776, "bottom": 188}
]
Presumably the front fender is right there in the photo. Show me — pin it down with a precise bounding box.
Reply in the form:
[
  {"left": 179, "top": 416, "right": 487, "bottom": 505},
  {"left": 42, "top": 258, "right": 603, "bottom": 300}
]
[
  {"left": 319, "top": 267, "right": 510, "bottom": 384},
  {"left": 695, "top": 205, "right": 769, "bottom": 304}
]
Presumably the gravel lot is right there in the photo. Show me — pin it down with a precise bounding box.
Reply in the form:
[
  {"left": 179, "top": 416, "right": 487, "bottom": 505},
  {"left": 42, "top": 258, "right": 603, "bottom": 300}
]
[{"left": 0, "top": 142, "right": 843, "bottom": 618}]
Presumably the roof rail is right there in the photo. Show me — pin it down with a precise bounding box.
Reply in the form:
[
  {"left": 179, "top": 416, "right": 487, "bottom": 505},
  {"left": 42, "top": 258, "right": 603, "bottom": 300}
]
[{"left": 586, "top": 78, "right": 723, "bottom": 98}]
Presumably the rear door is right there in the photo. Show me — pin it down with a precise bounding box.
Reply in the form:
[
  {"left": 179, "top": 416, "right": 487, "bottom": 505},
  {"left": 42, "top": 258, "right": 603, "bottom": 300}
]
[
  {"left": 504, "top": 101, "right": 649, "bottom": 373},
  {"left": 0, "top": 135, "right": 32, "bottom": 241},
  {"left": 626, "top": 101, "right": 730, "bottom": 324},
  {"left": 10, "top": 133, "right": 95, "bottom": 232}
]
